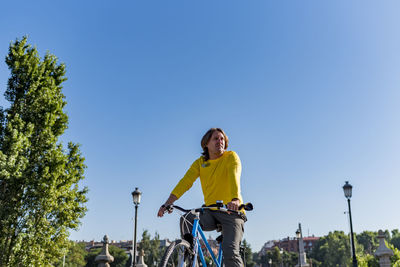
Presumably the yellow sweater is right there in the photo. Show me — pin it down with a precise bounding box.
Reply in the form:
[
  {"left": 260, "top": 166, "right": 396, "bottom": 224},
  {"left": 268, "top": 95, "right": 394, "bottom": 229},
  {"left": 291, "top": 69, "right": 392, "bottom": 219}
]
[{"left": 171, "top": 151, "right": 243, "bottom": 207}]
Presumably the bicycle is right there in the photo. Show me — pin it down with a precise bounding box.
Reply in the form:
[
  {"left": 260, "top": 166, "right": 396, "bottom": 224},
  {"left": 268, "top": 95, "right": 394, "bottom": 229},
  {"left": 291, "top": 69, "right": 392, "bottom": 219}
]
[{"left": 159, "top": 201, "right": 253, "bottom": 267}]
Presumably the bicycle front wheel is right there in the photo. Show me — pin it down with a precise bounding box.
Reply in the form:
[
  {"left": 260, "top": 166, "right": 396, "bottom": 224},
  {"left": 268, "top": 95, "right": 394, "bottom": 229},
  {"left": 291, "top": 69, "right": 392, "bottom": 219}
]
[{"left": 160, "top": 239, "right": 198, "bottom": 267}]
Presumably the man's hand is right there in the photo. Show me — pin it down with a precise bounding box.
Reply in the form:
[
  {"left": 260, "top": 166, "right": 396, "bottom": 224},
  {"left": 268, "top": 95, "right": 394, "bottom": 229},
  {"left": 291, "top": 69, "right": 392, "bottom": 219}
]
[
  {"left": 157, "top": 194, "right": 177, "bottom": 217},
  {"left": 227, "top": 198, "right": 240, "bottom": 212},
  {"left": 157, "top": 205, "right": 168, "bottom": 217}
]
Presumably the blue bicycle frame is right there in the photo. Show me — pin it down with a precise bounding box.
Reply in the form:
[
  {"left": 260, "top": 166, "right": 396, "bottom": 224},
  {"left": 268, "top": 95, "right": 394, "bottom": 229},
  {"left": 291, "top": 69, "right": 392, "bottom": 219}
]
[
  {"left": 190, "top": 212, "right": 223, "bottom": 267},
  {"left": 166, "top": 202, "right": 252, "bottom": 267}
]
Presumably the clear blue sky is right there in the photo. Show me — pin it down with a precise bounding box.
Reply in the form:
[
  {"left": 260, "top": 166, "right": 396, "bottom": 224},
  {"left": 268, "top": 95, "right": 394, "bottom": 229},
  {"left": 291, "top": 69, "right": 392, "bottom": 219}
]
[{"left": 1, "top": 0, "right": 400, "bottom": 251}]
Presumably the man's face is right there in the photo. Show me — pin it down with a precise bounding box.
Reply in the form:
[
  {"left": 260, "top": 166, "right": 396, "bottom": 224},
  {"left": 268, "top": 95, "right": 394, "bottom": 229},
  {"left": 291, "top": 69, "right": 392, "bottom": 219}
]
[{"left": 206, "top": 131, "right": 225, "bottom": 156}]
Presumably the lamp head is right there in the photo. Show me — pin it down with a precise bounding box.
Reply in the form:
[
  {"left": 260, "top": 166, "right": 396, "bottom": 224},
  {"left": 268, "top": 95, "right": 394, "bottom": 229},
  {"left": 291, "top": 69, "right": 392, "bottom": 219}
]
[
  {"left": 132, "top": 187, "right": 142, "bottom": 205},
  {"left": 343, "top": 181, "right": 352, "bottom": 199},
  {"left": 296, "top": 229, "right": 301, "bottom": 239}
]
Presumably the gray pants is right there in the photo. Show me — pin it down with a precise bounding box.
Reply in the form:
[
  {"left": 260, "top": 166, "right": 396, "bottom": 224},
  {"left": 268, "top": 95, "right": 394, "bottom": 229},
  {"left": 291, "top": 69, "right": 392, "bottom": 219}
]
[{"left": 180, "top": 210, "right": 245, "bottom": 267}]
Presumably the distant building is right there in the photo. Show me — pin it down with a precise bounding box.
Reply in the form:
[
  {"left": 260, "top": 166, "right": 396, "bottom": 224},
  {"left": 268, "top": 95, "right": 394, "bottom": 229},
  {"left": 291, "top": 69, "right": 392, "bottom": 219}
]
[
  {"left": 302, "top": 236, "right": 319, "bottom": 253},
  {"left": 259, "top": 240, "right": 277, "bottom": 255},
  {"left": 259, "top": 236, "right": 320, "bottom": 254}
]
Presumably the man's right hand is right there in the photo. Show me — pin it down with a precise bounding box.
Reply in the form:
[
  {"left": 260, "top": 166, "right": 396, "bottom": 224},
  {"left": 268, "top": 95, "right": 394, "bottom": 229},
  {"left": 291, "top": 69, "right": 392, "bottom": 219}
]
[
  {"left": 157, "top": 205, "right": 168, "bottom": 217},
  {"left": 157, "top": 194, "right": 178, "bottom": 217}
]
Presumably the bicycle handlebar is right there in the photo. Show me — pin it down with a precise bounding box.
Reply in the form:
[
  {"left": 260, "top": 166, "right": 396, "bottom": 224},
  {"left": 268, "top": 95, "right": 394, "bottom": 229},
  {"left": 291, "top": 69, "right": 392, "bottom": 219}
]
[{"left": 165, "top": 202, "right": 253, "bottom": 215}]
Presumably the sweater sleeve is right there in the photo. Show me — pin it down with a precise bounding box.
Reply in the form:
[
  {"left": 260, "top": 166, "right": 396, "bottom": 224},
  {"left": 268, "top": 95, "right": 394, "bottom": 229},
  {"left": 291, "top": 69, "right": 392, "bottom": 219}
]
[
  {"left": 228, "top": 152, "right": 242, "bottom": 201},
  {"left": 171, "top": 158, "right": 201, "bottom": 199}
]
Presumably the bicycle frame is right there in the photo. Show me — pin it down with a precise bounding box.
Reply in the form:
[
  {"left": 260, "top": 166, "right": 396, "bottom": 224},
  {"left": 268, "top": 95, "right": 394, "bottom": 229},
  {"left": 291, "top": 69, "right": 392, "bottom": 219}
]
[
  {"left": 191, "top": 211, "right": 223, "bottom": 267},
  {"left": 165, "top": 202, "right": 252, "bottom": 267}
]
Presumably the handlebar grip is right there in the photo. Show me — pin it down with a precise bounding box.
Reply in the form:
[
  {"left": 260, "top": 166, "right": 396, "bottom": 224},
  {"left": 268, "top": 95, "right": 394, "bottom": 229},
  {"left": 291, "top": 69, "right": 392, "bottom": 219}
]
[
  {"left": 206, "top": 202, "right": 253, "bottom": 211},
  {"left": 239, "top": 202, "right": 253, "bottom": 211}
]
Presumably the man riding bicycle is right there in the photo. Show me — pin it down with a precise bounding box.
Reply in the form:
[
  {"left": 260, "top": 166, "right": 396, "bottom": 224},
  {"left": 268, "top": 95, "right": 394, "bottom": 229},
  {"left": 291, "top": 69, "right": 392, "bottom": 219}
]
[{"left": 157, "top": 128, "right": 246, "bottom": 267}]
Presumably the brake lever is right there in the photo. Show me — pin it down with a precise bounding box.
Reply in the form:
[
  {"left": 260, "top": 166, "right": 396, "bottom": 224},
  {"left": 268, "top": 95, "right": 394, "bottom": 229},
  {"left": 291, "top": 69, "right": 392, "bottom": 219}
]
[{"left": 164, "top": 205, "right": 174, "bottom": 214}]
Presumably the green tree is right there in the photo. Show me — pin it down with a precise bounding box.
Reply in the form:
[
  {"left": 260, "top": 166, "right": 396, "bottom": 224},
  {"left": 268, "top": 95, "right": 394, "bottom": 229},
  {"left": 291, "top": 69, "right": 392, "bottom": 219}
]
[
  {"left": 357, "top": 253, "right": 378, "bottom": 267},
  {"left": 309, "top": 231, "right": 351, "bottom": 267},
  {"left": 392, "top": 229, "right": 400, "bottom": 237},
  {"left": 357, "top": 231, "right": 379, "bottom": 254},
  {"left": 270, "top": 246, "right": 282, "bottom": 266},
  {"left": 0, "top": 37, "right": 88, "bottom": 266},
  {"left": 252, "top": 252, "right": 260, "bottom": 265},
  {"left": 85, "top": 246, "right": 128, "bottom": 267},
  {"left": 53, "top": 241, "right": 87, "bottom": 267},
  {"left": 391, "top": 229, "right": 400, "bottom": 250},
  {"left": 254, "top": 249, "right": 297, "bottom": 267},
  {"left": 388, "top": 242, "right": 400, "bottom": 266},
  {"left": 138, "top": 230, "right": 163, "bottom": 266},
  {"left": 287, "top": 251, "right": 299, "bottom": 266},
  {"left": 241, "top": 239, "right": 255, "bottom": 267}
]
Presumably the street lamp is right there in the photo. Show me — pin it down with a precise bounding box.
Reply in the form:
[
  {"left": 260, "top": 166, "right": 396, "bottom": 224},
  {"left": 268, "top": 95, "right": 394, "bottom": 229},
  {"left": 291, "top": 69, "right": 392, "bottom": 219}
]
[
  {"left": 296, "top": 229, "right": 301, "bottom": 266},
  {"left": 131, "top": 187, "right": 142, "bottom": 267},
  {"left": 269, "top": 258, "right": 272, "bottom": 267},
  {"left": 295, "top": 225, "right": 309, "bottom": 267},
  {"left": 296, "top": 229, "right": 301, "bottom": 239},
  {"left": 343, "top": 181, "right": 358, "bottom": 267}
]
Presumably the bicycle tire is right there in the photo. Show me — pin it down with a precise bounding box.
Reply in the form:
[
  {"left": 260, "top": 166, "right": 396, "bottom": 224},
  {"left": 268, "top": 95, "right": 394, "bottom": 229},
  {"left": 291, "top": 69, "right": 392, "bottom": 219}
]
[{"left": 159, "top": 239, "right": 199, "bottom": 267}]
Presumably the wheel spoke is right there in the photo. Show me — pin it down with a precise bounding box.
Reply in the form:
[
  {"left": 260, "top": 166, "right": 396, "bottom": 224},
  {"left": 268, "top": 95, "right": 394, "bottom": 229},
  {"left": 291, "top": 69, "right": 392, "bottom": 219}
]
[{"left": 160, "top": 240, "right": 198, "bottom": 267}]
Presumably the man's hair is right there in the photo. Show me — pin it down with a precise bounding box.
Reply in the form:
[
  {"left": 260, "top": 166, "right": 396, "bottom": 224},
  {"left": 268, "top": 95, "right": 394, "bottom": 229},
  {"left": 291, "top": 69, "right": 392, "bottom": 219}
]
[{"left": 201, "top": 128, "right": 229, "bottom": 161}]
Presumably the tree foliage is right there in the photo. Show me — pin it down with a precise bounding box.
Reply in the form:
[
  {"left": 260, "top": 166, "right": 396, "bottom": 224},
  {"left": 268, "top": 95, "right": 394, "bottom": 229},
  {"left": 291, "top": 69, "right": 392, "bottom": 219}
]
[
  {"left": 387, "top": 243, "right": 400, "bottom": 266},
  {"left": 138, "top": 230, "right": 163, "bottom": 266},
  {"left": 309, "top": 231, "right": 352, "bottom": 267},
  {"left": 253, "top": 229, "right": 400, "bottom": 267},
  {"left": 241, "top": 238, "right": 255, "bottom": 267},
  {"left": 255, "top": 247, "right": 297, "bottom": 267},
  {"left": 357, "top": 253, "right": 378, "bottom": 267},
  {"left": 356, "top": 231, "right": 379, "bottom": 255},
  {"left": 391, "top": 229, "right": 400, "bottom": 250},
  {"left": 53, "top": 241, "right": 87, "bottom": 267},
  {"left": 0, "top": 37, "right": 87, "bottom": 266},
  {"left": 307, "top": 229, "right": 400, "bottom": 266}
]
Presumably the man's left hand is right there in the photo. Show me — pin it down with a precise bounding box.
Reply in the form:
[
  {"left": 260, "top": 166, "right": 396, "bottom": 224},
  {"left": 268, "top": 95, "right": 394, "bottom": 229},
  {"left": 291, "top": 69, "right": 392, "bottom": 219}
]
[{"left": 227, "top": 198, "right": 240, "bottom": 211}]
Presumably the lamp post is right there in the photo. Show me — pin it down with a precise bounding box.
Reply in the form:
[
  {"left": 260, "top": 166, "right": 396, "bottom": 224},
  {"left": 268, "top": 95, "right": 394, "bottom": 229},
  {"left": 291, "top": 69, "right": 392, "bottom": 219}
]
[
  {"left": 343, "top": 181, "right": 357, "bottom": 267},
  {"left": 131, "top": 187, "right": 142, "bottom": 267},
  {"left": 296, "top": 229, "right": 301, "bottom": 267},
  {"left": 295, "top": 224, "right": 309, "bottom": 267}
]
